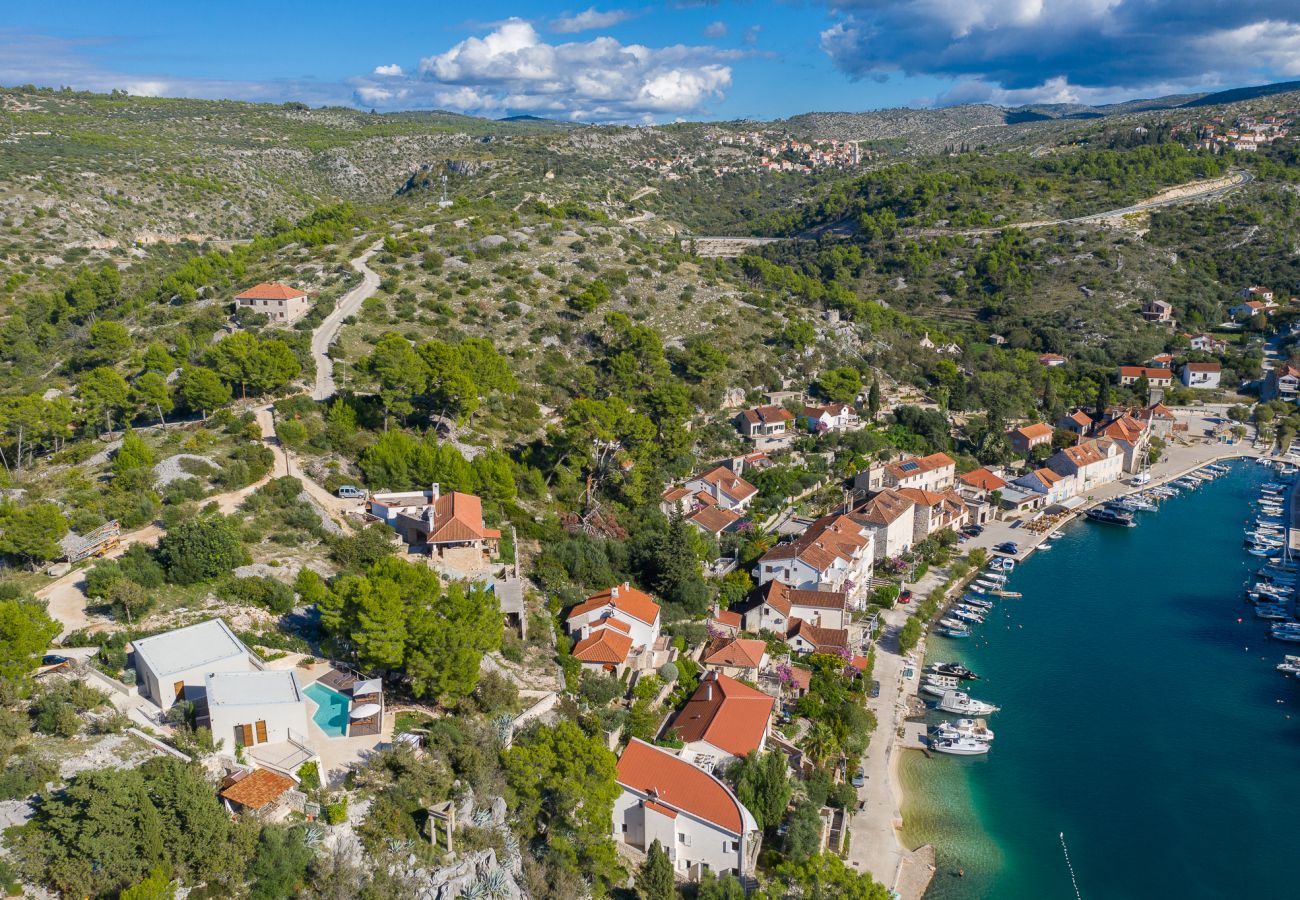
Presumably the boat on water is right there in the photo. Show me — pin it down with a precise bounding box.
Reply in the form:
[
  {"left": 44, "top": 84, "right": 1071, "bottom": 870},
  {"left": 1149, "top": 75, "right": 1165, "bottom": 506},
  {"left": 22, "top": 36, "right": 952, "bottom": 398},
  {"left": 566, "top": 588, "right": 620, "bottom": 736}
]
[
  {"left": 931, "top": 736, "right": 990, "bottom": 756},
  {"left": 1270, "top": 623, "right": 1300, "bottom": 642},
  {"left": 1086, "top": 507, "right": 1135, "bottom": 526},
  {"left": 1249, "top": 544, "right": 1283, "bottom": 558},
  {"left": 1127, "top": 497, "right": 1158, "bottom": 512},
  {"left": 1254, "top": 604, "right": 1291, "bottom": 620},
  {"left": 1038, "top": 542, "right": 1053, "bottom": 551},
  {"left": 952, "top": 608, "right": 985, "bottom": 624},
  {"left": 933, "top": 717, "right": 995, "bottom": 742},
  {"left": 964, "top": 597, "right": 994, "bottom": 610},
  {"left": 932, "top": 662, "right": 979, "bottom": 680},
  {"left": 938, "top": 625, "right": 972, "bottom": 638},
  {"left": 991, "top": 590, "right": 1023, "bottom": 598},
  {"left": 1050, "top": 530, "right": 1065, "bottom": 539},
  {"left": 922, "top": 680, "right": 953, "bottom": 698},
  {"left": 938, "top": 690, "right": 1000, "bottom": 715}
]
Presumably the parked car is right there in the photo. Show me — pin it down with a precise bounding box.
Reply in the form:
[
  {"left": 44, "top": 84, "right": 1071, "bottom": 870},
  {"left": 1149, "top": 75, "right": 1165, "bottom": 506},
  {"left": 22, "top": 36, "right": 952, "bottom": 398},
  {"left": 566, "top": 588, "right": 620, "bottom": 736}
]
[
  {"left": 870, "top": 680, "right": 881, "bottom": 699},
  {"left": 851, "top": 768, "right": 866, "bottom": 787},
  {"left": 337, "top": 485, "right": 367, "bottom": 499},
  {"left": 995, "top": 541, "right": 1019, "bottom": 554},
  {"left": 899, "top": 589, "right": 913, "bottom": 604}
]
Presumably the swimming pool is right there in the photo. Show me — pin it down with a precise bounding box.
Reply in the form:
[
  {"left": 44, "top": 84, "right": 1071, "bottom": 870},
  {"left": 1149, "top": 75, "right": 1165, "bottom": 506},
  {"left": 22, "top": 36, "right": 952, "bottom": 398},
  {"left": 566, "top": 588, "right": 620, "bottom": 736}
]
[{"left": 304, "top": 681, "right": 349, "bottom": 737}]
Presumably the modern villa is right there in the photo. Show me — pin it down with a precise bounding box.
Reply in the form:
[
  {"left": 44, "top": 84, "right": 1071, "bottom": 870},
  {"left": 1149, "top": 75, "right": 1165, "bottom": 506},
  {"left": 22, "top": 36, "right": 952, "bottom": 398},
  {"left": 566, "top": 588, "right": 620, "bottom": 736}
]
[
  {"left": 131, "top": 619, "right": 261, "bottom": 711},
  {"left": 204, "top": 670, "right": 310, "bottom": 749}
]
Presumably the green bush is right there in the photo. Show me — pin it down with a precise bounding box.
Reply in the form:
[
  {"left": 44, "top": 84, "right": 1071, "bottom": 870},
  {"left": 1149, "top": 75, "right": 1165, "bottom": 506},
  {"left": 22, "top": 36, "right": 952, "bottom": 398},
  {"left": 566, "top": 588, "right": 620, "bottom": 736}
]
[{"left": 324, "top": 798, "right": 348, "bottom": 825}]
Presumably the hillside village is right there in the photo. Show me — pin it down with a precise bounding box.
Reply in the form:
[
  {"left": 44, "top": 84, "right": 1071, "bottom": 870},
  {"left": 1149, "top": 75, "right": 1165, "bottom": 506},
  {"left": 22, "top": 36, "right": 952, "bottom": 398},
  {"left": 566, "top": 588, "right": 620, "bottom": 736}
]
[{"left": 2, "top": 81, "right": 1300, "bottom": 900}]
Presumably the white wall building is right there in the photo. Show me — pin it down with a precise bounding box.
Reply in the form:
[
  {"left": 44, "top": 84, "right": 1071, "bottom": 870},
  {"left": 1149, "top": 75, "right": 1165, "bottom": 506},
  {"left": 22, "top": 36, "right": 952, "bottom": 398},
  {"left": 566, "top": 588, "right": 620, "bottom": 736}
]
[
  {"left": 755, "top": 513, "right": 874, "bottom": 603},
  {"left": 205, "top": 670, "right": 310, "bottom": 750},
  {"left": 614, "top": 739, "right": 761, "bottom": 878},
  {"left": 132, "top": 619, "right": 259, "bottom": 711},
  {"left": 1047, "top": 439, "right": 1124, "bottom": 493},
  {"left": 235, "top": 282, "right": 310, "bottom": 323}
]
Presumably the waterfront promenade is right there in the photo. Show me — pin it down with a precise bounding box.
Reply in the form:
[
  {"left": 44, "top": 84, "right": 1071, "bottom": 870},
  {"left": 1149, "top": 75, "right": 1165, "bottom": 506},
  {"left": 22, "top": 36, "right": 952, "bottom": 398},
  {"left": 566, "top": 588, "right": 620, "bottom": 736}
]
[{"left": 849, "top": 408, "right": 1266, "bottom": 898}]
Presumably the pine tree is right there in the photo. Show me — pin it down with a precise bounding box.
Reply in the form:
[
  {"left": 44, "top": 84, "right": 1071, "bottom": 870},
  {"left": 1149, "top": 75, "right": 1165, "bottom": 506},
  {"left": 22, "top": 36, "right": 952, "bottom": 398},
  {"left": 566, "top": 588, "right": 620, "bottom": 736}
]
[
  {"left": 637, "top": 840, "right": 676, "bottom": 900},
  {"left": 350, "top": 578, "right": 408, "bottom": 670}
]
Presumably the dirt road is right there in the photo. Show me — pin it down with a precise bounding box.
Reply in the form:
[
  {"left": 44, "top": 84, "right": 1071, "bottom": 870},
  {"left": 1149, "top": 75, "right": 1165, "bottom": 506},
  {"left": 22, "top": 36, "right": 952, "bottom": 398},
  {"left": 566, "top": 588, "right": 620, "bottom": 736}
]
[{"left": 311, "top": 241, "right": 383, "bottom": 401}]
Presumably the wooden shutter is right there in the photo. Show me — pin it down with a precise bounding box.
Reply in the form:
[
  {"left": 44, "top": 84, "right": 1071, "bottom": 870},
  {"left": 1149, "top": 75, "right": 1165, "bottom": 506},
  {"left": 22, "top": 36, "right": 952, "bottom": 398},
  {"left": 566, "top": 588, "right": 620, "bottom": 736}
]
[
  {"left": 255, "top": 720, "right": 268, "bottom": 744},
  {"left": 173, "top": 681, "right": 185, "bottom": 701},
  {"left": 239, "top": 724, "right": 253, "bottom": 746}
]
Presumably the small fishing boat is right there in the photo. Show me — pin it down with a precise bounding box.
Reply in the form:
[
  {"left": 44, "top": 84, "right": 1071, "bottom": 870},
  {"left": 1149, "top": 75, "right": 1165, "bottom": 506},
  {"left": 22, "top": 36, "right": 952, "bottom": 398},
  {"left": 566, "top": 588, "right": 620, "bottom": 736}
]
[
  {"left": 1270, "top": 623, "right": 1300, "bottom": 642},
  {"left": 938, "top": 690, "right": 1000, "bottom": 715},
  {"left": 964, "top": 597, "right": 994, "bottom": 610},
  {"left": 1050, "top": 530, "right": 1065, "bottom": 539},
  {"left": 1037, "top": 542, "right": 1053, "bottom": 551},
  {"left": 990, "top": 590, "right": 1023, "bottom": 598},
  {"left": 938, "top": 625, "right": 972, "bottom": 639},
  {"left": 931, "top": 736, "right": 990, "bottom": 756},
  {"left": 1254, "top": 604, "right": 1291, "bottom": 620},
  {"left": 952, "top": 608, "right": 985, "bottom": 624},
  {"left": 1249, "top": 544, "right": 1283, "bottom": 558}
]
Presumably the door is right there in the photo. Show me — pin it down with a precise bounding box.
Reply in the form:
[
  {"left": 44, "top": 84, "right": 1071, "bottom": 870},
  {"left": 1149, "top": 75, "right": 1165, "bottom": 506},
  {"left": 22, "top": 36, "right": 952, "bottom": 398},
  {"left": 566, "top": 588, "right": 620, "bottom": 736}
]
[
  {"left": 255, "top": 720, "right": 268, "bottom": 744},
  {"left": 238, "top": 724, "right": 253, "bottom": 747},
  {"left": 173, "top": 681, "right": 185, "bottom": 702}
]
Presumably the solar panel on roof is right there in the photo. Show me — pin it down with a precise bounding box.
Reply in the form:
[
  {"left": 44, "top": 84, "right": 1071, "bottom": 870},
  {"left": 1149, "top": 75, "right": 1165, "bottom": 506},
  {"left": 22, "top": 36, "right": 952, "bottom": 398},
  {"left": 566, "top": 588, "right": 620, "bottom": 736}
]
[{"left": 901, "top": 461, "right": 919, "bottom": 472}]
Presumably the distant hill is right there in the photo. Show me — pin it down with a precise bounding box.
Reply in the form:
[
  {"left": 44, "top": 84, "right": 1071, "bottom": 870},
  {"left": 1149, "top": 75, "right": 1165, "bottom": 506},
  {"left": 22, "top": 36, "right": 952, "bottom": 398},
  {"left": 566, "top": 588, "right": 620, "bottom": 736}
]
[{"left": 1180, "top": 81, "right": 1300, "bottom": 108}]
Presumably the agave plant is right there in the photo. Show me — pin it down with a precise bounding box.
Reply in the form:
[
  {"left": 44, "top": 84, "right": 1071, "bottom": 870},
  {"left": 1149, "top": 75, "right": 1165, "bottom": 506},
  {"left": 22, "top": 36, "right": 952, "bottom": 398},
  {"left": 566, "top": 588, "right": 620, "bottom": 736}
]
[
  {"left": 461, "top": 880, "right": 489, "bottom": 900},
  {"left": 480, "top": 868, "right": 510, "bottom": 898},
  {"left": 501, "top": 832, "right": 520, "bottom": 864},
  {"left": 493, "top": 713, "right": 514, "bottom": 746},
  {"left": 472, "top": 807, "right": 493, "bottom": 827},
  {"left": 303, "top": 823, "right": 326, "bottom": 851}
]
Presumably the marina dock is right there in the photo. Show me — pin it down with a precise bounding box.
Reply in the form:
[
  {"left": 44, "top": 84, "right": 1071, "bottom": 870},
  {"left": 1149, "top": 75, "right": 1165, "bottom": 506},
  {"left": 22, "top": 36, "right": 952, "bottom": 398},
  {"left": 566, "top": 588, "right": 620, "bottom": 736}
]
[{"left": 902, "top": 720, "right": 931, "bottom": 752}]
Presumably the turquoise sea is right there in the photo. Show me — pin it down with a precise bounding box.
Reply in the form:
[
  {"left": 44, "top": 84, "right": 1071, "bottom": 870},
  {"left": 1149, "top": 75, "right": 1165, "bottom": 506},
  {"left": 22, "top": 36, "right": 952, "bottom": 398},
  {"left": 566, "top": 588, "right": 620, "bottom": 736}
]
[{"left": 901, "top": 461, "right": 1300, "bottom": 900}]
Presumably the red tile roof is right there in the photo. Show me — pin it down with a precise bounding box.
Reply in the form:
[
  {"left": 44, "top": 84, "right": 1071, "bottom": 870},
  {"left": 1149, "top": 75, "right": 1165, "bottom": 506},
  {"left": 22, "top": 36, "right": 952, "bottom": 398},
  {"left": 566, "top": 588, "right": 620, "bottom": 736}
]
[
  {"left": 1184, "top": 361, "right": 1221, "bottom": 372},
  {"left": 235, "top": 282, "right": 305, "bottom": 300},
  {"left": 220, "top": 768, "right": 295, "bottom": 810},
  {"left": 424, "top": 492, "right": 498, "bottom": 544},
  {"left": 753, "top": 580, "right": 847, "bottom": 617},
  {"left": 688, "top": 505, "right": 742, "bottom": 534},
  {"left": 695, "top": 466, "right": 758, "bottom": 503},
  {"left": 670, "top": 673, "right": 773, "bottom": 758},
  {"left": 854, "top": 489, "right": 913, "bottom": 525},
  {"left": 1118, "top": 366, "right": 1172, "bottom": 380},
  {"left": 567, "top": 583, "right": 661, "bottom": 626},
  {"left": 959, "top": 468, "right": 1007, "bottom": 491},
  {"left": 739, "top": 405, "right": 794, "bottom": 426},
  {"left": 886, "top": 452, "right": 955, "bottom": 481},
  {"left": 786, "top": 619, "right": 850, "bottom": 653},
  {"left": 701, "top": 636, "right": 767, "bottom": 669},
  {"left": 616, "top": 739, "right": 748, "bottom": 834},
  {"left": 712, "top": 610, "right": 742, "bottom": 629},
  {"left": 571, "top": 628, "right": 634, "bottom": 664},
  {"left": 1011, "top": 423, "right": 1053, "bottom": 441}
]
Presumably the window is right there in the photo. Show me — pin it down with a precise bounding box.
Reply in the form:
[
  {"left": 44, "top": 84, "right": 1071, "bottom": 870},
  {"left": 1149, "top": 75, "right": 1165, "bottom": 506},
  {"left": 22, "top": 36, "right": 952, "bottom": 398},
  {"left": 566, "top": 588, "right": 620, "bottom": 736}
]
[{"left": 681, "top": 834, "right": 691, "bottom": 846}]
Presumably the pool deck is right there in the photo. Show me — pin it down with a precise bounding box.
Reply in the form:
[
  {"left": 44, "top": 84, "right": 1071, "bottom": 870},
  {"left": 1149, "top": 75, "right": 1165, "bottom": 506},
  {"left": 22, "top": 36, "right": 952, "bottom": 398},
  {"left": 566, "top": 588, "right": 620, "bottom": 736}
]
[{"left": 261, "top": 655, "right": 394, "bottom": 784}]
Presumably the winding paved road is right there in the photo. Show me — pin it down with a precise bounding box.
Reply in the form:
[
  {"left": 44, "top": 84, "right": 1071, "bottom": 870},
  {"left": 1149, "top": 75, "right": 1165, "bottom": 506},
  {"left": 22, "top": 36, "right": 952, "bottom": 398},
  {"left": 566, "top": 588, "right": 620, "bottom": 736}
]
[{"left": 311, "top": 240, "right": 383, "bottom": 401}]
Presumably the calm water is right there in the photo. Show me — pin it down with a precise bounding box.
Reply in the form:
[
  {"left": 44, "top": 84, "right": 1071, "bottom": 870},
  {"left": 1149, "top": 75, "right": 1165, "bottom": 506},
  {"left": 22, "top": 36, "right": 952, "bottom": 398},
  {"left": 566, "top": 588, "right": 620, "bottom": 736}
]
[{"left": 902, "top": 461, "right": 1300, "bottom": 900}]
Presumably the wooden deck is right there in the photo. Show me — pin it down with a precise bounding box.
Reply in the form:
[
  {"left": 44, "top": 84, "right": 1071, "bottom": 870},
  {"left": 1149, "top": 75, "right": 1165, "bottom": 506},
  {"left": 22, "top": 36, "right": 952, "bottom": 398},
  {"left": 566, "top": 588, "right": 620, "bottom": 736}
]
[{"left": 314, "top": 668, "right": 383, "bottom": 737}]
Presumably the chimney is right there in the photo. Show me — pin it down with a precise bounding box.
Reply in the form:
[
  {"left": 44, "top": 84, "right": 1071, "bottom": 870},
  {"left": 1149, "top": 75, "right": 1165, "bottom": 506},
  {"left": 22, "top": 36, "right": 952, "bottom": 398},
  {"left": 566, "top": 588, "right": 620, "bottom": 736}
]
[
  {"left": 706, "top": 681, "right": 712, "bottom": 701},
  {"left": 430, "top": 483, "right": 440, "bottom": 501},
  {"left": 610, "top": 585, "right": 619, "bottom": 599}
]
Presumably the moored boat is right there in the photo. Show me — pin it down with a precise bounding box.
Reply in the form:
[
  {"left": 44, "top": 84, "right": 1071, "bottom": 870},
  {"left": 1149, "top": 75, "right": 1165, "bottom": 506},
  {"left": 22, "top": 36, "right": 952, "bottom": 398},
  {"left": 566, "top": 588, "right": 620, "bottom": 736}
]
[
  {"left": 938, "top": 690, "right": 1000, "bottom": 715},
  {"left": 931, "top": 736, "right": 990, "bottom": 756},
  {"left": 1086, "top": 507, "right": 1135, "bottom": 526}
]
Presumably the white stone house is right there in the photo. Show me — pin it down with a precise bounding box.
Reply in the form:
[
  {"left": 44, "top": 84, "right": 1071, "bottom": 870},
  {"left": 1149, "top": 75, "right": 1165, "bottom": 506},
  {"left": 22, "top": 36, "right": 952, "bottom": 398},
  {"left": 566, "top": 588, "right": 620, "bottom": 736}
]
[
  {"left": 235, "top": 283, "right": 310, "bottom": 324},
  {"left": 739, "top": 580, "right": 849, "bottom": 633},
  {"left": 755, "top": 513, "right": 874, "bottom": 604},
  {"left": 132, "top": 619, "right": 260, "bottom": 711},
  {"left": 204, "top": 670, "right": 310, "bottom": 750},
  {"left": 852, "top": 489, "right": 917, "bottom": 559},
  {"left": 614, "top": 739, "right": 761, "bottom": 878},
  {"left": 1180, "top": 362, "right": 1222, "bottom": 389},
  {"left": 1046, "top": 439, "right": 1124, "bottom": 493}
]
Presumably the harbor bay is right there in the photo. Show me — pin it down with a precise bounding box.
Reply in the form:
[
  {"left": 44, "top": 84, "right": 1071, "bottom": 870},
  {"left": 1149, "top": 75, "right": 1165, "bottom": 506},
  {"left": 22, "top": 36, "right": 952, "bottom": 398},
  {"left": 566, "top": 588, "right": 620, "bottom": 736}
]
[{"left": 902, "top": 461, "right": 1300, "bottom": 900}]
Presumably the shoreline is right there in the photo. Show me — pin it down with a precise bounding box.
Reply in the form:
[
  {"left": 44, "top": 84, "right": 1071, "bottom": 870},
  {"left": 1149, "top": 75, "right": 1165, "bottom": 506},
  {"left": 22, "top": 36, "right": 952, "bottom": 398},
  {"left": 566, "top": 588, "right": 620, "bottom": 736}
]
[{"left": 876, "top": 434, "right": 1268, "bottom": 898}]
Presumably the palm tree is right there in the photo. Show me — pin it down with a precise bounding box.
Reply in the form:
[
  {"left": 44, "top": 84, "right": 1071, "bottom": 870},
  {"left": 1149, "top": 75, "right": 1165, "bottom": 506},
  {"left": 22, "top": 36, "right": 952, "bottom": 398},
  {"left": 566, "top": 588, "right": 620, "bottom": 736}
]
[{"left": 802, "top": 723, "right": 839, "bottom": 768}]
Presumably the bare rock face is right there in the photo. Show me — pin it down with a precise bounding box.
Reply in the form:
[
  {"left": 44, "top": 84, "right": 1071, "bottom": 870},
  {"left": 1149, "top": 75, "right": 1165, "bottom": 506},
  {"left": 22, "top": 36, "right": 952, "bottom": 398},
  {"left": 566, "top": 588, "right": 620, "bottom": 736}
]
[{"left": 407, "top": 848, "right": 525, "bottom": 900}]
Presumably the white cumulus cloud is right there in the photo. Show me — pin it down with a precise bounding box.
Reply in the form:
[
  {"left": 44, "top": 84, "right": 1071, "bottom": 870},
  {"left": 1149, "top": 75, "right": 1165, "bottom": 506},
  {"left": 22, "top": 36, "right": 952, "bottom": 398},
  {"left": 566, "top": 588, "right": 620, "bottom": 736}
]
[
  {"left": 373, "top": 63, "right": 403, "bottom": 76},
  {"left": 348, "top": 18, "right": 732, "bottom": 121},
  {"left": 549, "top": 7, "right": 636, "bottom": 34}
]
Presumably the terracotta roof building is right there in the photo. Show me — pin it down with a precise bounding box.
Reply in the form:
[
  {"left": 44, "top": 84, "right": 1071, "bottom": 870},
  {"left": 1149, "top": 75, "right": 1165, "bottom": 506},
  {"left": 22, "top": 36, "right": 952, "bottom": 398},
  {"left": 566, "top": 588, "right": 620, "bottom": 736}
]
[
  {"left": 785, "top": 619, "right": 851, "bottom": 656},
  {"left": 220, "top": 768, "right": 296, "bottom": 815},
  {"left": 566, "top": 583, "right": 662, "bottom": 674},
  {"left": 1008, "top": 422, "right": 1053, "bottom": 455},
  {"left": 370, "top": 486, "right": 501, "bottom": 558},
  {"left": 670, "top": 672, "right": 774, "bottom": 764},
  {"left": 235, "top": 282, "right": 309, "bottom": 324},
  {"left": 700, "top": 636, "right": 769, "bottom": 678},
  {"left": 736, "top": 405, "right": 794, "bottom": 439},
  {"left": 613, "top": 739, "right": 761, "bottom": 876}
]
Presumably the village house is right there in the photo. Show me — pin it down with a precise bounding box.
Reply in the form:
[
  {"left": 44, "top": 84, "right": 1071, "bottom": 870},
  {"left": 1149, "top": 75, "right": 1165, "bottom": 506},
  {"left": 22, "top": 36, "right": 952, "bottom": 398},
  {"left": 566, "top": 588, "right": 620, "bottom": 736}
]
[
  {"left": 1186, "top": 333, "right": 1228, "bottom": 354},
  {"left": 957, "top": 467, "right": 1007, "bottom": 502},
  {"left": 131, "top": 619, "right": 261, "bottom": 712},
  {"left": 1008, "top": 423, "right": 1053, "bottom": 456},
  {"left": 1134, "top": 402, "right": 1177, "bottom": 436},
  {"left": 203, "top": 670, "right": 310, "bottom": 751},
  {"left": 700, "top": 635, "right": 769, "bottom": 681},
  {"left": 895, "top": 487, "right": 970, "bottom": 540},
  {"left": 1057, "top": 410, "right": 1093, "bottom": 436},
  {"left": 801, "top": 402, "right": 860, "bottom": 433},
  {"left": 858, "top": 451, "right": 957, "bottom": 493},
  {"left": 1262, "top": 363, "right": 1300, "bottom": 402},
  {"left": 1239, "top": 285, "right": 1275, "bottom": 303},
  {"left": 367, "top": 486, "right": 500, "bottom": 559},
  {"left": 670, "top": 672, "right": 774, "bottom": 769},
  {"left": 754, "top": 514, "right": 874, "bottom": 603},
  {"left": 707, "top": 607, "right": 743, "bottom": 637},
  {"left": 685, "top": 506, "right": 744, "bottom": 538},
  {"left": 566, "top": 583, "right": 662, "bottom": 675},
  {"left": 1096, "top": 412, "right": 1151, "bottom": 474},
  {"left": 1180, "top": 361, "right": 1222, "bottom": 389},
  {"left": 1141, "top": 300, "right": 1174, "bottom": 323},
  {"left": 1046, "top": 439, "right": 1124, "bottom": 492},
  {"left": 1117, "top": 366, "right": 1174, "bottom": 388},
  {"left": 1146, "top": 353, "right": 1174, "bottom": 369},
  {"left": 919, "top": 332, "right": 961, "bottom": 354},
  {"left": 735, "top": 405, "right": 794, "bottom": 439},
  {"left": 1038, "top": 353, "right": 1068, "bottom": 367},
  {"left": 1012, "top": 466, "right": 1077, "bottom": 506},
  {"left": 851, "top": 489, "right": 916, "bottom": 559},
  {"left": 219, "top": 768, "right": 298, "bottom": 819},
  {"left": 684, "top": 465, "right": 758, "bottom": 511},
  {"left": 739, "top": 580, "right": 849, "bottom": 633},
  {"left": 235, "top": 282, "right": 310, "bottom": 324},
  {"left": 784, "top": 619, "right": 851, "bottom": 656},
  {"left": 613, "top": 739, "right": 761, "bottom": 878},
  {"left": 1229, "top": 299, "right": 1276, "bottom": 320}
]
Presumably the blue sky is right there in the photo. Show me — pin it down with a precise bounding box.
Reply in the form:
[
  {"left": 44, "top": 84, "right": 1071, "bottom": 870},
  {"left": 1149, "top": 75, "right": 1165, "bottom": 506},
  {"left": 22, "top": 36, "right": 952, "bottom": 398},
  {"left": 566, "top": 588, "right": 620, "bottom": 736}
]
[{"left": 3, "top": 1, "right": 1300, "bottom": 122}]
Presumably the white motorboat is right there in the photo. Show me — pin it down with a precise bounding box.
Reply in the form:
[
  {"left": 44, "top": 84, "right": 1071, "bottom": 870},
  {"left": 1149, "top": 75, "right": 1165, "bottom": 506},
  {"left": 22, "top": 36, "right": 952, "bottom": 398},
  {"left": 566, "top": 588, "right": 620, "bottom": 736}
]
[
  {"left": 933, "top": 717, "right": 995, "bottom": 742},
  {"left": 931, "top": 736, "right": 990, "bottom": 756},
  {"left": 1050, "top": 530, "right": 1065, "bottom": 539},
  {"left": 921, "top": 680, "right": 952, "bottom": 698},
  {"left": 938, "top": 690, "right": 1000, "bottom": 715},
  {"left": 964, "top": 597, "right": 994, "bottom": 610},
  {"left": 1037, "top": 542, "right": 1053, "bottom": 550}
]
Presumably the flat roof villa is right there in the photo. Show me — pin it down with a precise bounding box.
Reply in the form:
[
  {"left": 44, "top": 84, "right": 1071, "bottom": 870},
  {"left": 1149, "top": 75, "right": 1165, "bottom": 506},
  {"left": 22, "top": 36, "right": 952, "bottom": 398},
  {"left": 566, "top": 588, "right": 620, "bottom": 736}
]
[
  {"left": 132, "top": 619, "right": 261, "bottom": 711},
  {"left": 204, "top": 670, "right": 309, "bottom": 749}
]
